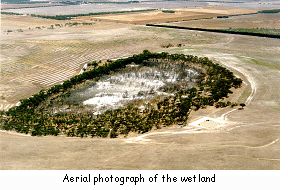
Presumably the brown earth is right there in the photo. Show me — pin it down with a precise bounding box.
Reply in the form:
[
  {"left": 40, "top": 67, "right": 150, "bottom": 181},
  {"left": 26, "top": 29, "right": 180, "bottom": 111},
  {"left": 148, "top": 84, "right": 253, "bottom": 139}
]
[
  {"left": 82, "top": 7, "right": 257, "bottom": 24},
  {"left": 87, "top": 11, "right": 219, "bottom": 25},
  {"left": 166, "top": 13, "right": 280, "bottom": 29}
]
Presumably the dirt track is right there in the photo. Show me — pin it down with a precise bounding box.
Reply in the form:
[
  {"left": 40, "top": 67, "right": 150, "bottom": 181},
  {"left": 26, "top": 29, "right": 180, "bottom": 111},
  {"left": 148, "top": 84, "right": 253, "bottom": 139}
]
[{"left": 0, "top": 16, "right": 279, "bottom": 169}]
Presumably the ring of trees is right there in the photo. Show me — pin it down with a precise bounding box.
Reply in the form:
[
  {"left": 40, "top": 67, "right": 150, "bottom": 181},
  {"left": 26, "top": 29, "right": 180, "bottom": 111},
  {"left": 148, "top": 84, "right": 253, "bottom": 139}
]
[{"left": 0, "top": 50, "right": 243, "bottom": 138}]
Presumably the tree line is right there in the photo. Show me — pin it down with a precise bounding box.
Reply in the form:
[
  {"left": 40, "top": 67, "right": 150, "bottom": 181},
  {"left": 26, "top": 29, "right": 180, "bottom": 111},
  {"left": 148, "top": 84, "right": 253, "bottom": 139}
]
[{"left": 0, "top": 50, "right": 243, "bottom": 137}]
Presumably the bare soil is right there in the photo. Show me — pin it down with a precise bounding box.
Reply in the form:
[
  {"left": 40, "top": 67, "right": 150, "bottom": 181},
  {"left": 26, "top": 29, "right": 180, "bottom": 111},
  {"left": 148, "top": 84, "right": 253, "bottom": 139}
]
[
  {"left": 167, "top": 13, "right": 280, "bottom": 29},
  {"left": 86, "top": 7, "right": 257, "bottom": 24}
]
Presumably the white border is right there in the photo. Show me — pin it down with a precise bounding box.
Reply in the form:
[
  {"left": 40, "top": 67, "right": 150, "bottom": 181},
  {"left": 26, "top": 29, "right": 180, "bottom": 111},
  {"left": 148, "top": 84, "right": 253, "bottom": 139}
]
[
  {"left": 280, "top": 0, "right": 288, "bottom": 189},
  {"left": 0, "top": 170, "right": 282, "bottom": 190},
  {"left": 1, "top": 1, "right": 286, "bottom": 190}
]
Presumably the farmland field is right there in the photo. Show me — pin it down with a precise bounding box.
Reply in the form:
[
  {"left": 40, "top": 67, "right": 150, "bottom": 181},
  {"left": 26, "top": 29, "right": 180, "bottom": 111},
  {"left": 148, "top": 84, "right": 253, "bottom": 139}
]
[
  {"left": 88, "top": 7, "right": 257, "bottom": 24},
  {"left": 1, "top": 13, "right": 229, "bottom": 110},
  {"left": 166, "top": 12, "right": 280, "bottom": 30},
  {"left": 0, "top": 2, "right": 280, "bottom": 170},
  {"left": 2, "top": 0, "right": 279, "bottom": 17},
  {"left": 2, "top": 1, "right": 206, "bottom": 16}
]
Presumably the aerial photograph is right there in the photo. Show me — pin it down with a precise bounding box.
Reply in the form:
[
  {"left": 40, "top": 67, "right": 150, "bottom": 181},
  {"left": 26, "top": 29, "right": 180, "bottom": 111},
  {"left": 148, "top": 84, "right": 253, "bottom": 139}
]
[{"left": 0, "top": 0, "right": 280, "bottom": 169}]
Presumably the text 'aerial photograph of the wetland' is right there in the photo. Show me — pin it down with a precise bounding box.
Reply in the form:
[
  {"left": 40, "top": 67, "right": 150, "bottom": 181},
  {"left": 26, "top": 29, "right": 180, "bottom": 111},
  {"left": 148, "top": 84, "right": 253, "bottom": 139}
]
[{"left": 0, "top": 0, "right": 280, "bottom": 169}]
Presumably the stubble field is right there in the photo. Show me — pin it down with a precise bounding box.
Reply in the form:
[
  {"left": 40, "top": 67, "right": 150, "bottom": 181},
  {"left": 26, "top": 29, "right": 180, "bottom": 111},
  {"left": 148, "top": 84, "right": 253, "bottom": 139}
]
[
  {"left": 166, "top": 12, "right": 280, "bottom": 30},
  {"left": 87, "top": 7, "right": 257, "bottom": 24}
]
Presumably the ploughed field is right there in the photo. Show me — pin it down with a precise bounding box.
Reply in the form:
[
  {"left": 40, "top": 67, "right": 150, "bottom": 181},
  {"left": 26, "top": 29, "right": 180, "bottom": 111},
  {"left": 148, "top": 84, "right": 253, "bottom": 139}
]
[
  {"left": 0, "top": 14, "right": 229, "bottom": 111},
  {"left": 88, "top": 7, "right": 257, "bottom": 24},
  {"left": 0, "top": 51, "right": 242, "bottom": 138},
  {"left": 165, "top": 12, "right": 280, "bottom": 35}
]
